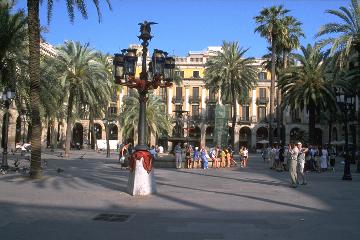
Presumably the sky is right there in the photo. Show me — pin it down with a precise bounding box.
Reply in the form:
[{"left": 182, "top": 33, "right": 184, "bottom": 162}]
[{"left": 14, "top": 0, "right": 348, "bottom": 58}]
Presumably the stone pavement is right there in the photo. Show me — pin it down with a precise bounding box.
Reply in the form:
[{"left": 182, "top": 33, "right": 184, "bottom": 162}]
[{"left": 0, "top": 150, "right": 360, "bottom": 240}]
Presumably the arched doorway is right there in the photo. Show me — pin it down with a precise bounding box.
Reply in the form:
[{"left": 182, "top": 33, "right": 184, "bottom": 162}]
[
  {"left": 205, "top": 126, "right": 214, "bottom": 148},
  {"left": 256, "top": 127, "right": 268, "bottom": 148},
  {"left": 314, "top": 128, "right": 322, "bottom": 146},
  {"left": 109, "top": 124, "right": 118, "bottom": 140},
  {"left": 331, "top": 127, "right": 338, "bottom": 141},
  {"left": 72, "top": 123, "right": 83, "bottom": 149},
  {"left": 239, "top": 127, "right": 251, "bottom": 148},
  {"left": 94, "top": 123, "right": 102, "bottom": 140},
  {"left": 189, "top": 125, "right": 201, "bottom": 147}
]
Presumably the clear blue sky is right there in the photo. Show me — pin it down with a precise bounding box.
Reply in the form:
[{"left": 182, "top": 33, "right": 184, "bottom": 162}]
[{"left": 15, "top": 0, "right": 347, "bottom": 58}]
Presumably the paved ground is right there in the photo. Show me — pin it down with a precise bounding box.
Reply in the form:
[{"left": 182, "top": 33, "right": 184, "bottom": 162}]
[{"left": 0, "top": 150, "right": 360, "bottom": 240}]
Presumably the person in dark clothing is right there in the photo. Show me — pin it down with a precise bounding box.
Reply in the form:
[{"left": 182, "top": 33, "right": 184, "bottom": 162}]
[{"left": 279, "top": 145, "right": 285, "bottom": 171}]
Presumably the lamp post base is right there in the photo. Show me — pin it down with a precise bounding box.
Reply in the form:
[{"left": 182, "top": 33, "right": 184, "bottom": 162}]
[
  {"left": 342, "top": 174, "right": 352, "bottom": 181},
  {"left": 127, "top": 150, "right": 156, "bottom": 196}
]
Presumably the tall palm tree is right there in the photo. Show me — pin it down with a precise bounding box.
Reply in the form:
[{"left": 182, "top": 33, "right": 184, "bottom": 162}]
[
  {"left": 254, "top": 5, "right": 290, "bottom": 145},
  {"left": 54, "top": 41, "right": 110, "bottom": 157},
  {"left": 278, "top": 44, "right": 338, "bottom": 145},
  {"left": 316, "top": 0, "right": 360, "bottom": 67},
  {"left": 276, "top": 16, "right": 304, "bottom": 143},
  {"left": 205, "top": 41, "right": 258, "bottom": 147},
  {"left": 119, "top": 92, "right": 172, "bottom": 144},
  {"left": 27, "top": 0, "right": 111, "bottom": 178}
]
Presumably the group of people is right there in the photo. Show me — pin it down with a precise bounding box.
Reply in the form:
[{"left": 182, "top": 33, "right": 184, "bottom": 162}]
[
  {"left": 262, "top": 142, "right": 337, "bottom": 188},
  {"left": 174, "top": 143, "right": 241, "bottom": 169}
]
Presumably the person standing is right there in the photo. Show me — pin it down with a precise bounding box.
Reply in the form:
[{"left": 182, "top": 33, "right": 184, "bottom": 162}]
[
  {"left": 174, "top": 143, "right": 183, "bottom": 169},
  {"left": 193, "top": 146, "right": 200, "bottom": 168},
  {"left": 200, "top": 146, "right": 208, "bottom": 169},
  {"left": 329, "top": 145, "right": 336, "bottom": 172},
  {"left": 211, "top": 147, "right": 219, "bottom": 168},
  {"left": 279, "top": 145, "right": 285, "bottom": 171},
  {"left": 320, "top": 146, "right": 328, "bottom": 172},
  {"left": 297, "top": 142, "right": 308, "bottom": 185},
  {"left": 288, "top": 143, "right": 299, "bottom": 188},
  {"left": 185, "top": 145, "right": 192, "bottom": 169},
  {"left": 243, "top": 147, "right": 249, "bottom": 168}
]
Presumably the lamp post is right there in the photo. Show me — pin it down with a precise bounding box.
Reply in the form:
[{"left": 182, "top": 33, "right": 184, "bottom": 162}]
[
  {"left": 113, "top": 21, "right": 175, "bottom": 195},
  {"left": 335, "top": 88, "right": 355, "bottom": 181},
  {"left": 1, "top": 90, "right": 16, "bottom": 170}
]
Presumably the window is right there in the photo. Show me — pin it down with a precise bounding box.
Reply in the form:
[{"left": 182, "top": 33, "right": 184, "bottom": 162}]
[
  {"left": 242, "top": 106, "right": 249, "bottom": 121},
  {"left": 111, "top": 89, "right": 117, "bottom": 102},
  {"left": 175, "top": 71, "right": 184, "bottom": 78},
  {"left": 176, "top": 87, "right": 182, "bottom": 99},
  {"left": 192, "top": 105, "right": 199, "bottom": 118},
  {"left": 193, "top": 71, "right": 200, "bottom": 78},
  {"left": 192, "top": 87, "right": 199, "bottom": 98},
  {"left": 259, "top": 88, "right": 267, "bottom": 98},
  {"left": 109, "top": 106, "right": 117, "bottom": 115},
  {"left": 207, "top": 105, "right": 215, "bottom": 120},
  {"left": 258, "top": 107, "right": 266, "bottom": 121},
  {"left": 258, "top": 72, "right": 266, "bottom": 80},
  {"left": 190, "top": 58, "right": 194, "bottom": 62}
]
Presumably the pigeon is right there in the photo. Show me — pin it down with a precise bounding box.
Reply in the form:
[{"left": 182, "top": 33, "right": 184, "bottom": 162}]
[{"left": 57, "top": 168, "right": 64, "bottom": 174}]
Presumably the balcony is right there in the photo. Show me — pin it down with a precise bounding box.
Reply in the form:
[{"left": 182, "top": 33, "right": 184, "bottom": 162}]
[
  {"left": 256, "top": 97, "right": 269, "bottom": 105},
  {"left": 205, "top": 96, "right": 217, "bottom": 104},
  {"left": 189, "top": 96, "right": 201, "bottom": 104},
  {"left": 172, "top": 96, "right": 184, "bottom": 104},
  {"left": 238, "top": 117, "right": 251, "bottom": 125}
]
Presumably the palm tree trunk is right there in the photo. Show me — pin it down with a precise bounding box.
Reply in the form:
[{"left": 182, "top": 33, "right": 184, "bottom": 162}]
[
  {"left": 89, "top": 110, "right": 96, "bottom": 150},
  {"left": 308, "top": 104, "right": 316, "bottom": 145},
  {"left": 64, "top": 91, "right": 74, "bottom": 157},
  {"left": 328, "top": 121, "right": 332, "bottom": 145},
  {"left": 269, "top": 40, "right": 276, "bottom": 145},
  {"left": 231, "top": 80, "right": 237, "bottom": 148},
  {"left": 27, "top": 0, "right": 42, "bottom": 179},
  {"left": 277, "top": 51, "right": 287, "bottom": 144},
  {"left": 50, "top": 117, "right": 56, "bottom": 151}
]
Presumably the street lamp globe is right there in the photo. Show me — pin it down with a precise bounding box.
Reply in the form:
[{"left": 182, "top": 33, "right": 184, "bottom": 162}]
[
  {"left": 114, "top": 53, "right": 125, "bottom": 84},
  {"left": 164, "top": 56, "right": 175, "bottom": 82},
  {"left": 152, "top": 49, "right": 165, "bottom": 79},
  {"left": 124, "top": 49, "right": 138, "bottom": 81}
]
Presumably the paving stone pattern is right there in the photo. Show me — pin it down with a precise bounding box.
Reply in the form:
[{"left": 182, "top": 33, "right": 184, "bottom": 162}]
[{"left": 0, "top": 150, "right": 359, "bottom": 240}]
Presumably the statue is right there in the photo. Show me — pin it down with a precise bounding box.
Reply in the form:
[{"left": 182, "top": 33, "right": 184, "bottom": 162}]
[{"left": 138, "top": 21, "right": 157, "bottom": 40}]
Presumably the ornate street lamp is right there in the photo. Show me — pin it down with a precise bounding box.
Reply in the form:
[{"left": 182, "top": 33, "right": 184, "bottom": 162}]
[
  {"left": 113, "top": 21, "right": 175, "bottom": 196},
  {"left": 335, "top": 87, "right": 355, "bottom": 181},
  {"left": 1, "top": 90, "right": 16, "bottom": 170}
]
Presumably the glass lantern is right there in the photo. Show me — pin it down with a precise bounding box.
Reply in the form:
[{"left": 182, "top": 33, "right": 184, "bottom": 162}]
[
  {"left": 124, "top": 49, "right": 138, "bottom": 82},
  {"left": 164, "top": 57, "right": 175, "bottom": 82},
  {"left": 152, "top": 49, "right": 165, "bottom": 77},
  {"left": 113, "top": 53, "right": 125, "bottom": 84}
]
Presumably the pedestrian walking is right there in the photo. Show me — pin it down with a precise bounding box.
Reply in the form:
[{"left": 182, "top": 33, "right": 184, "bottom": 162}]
[
  {"left": 193, "top": 146, "right": 200, "bottom": 168},
  {"left": 288, "top": 143, "right": 299, "bottom": 188},
  {"left": 320, "top": 146, "right": 328, "bottom": 172},
  {"left": 185, "top": 145, "right": 192, "bottom": 169},
  {"left": 174, "top": 143, "right": 183, "bottom": 169},
  {"left": 243, "top": 147, "right": 249, "bottom": 168}
]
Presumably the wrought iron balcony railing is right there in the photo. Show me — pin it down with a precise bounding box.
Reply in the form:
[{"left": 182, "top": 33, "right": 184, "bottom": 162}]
[
  {"left": 172, "top": 96, "right": 184, "bottom": 104},
  {"left": 189, "top": 96, "right": 201, "bottom": 104},
  {"left": 256, "top": 97, "right": 269, "bottom": 105}
]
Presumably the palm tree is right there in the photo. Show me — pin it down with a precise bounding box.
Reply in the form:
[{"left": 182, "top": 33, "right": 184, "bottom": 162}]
[
  {"left": 278, "top": 44, "right": 338, "bottom": 145},
  {"left": 0, "top": 2, "right": 27, "bottom": 91},
  {"left": 254, "top": 5, "right": 290, "bottom": 145},
  {"left": 316, "top": 0, "right": 360, "bottom": 67},
  {"left": 205, "top": 41, "right": 258, "bottom": 147},
  {"left": 27, "top": 0, "right": 111, "bottom": 178},
  {"left": 54, "top": 41, "right": 110, "bottom": 157},
  {"left": 119, "top": 91, "right": 172, "bottom": 144}
]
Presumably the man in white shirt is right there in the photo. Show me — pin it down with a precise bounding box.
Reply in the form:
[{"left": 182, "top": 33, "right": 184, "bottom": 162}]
[{"left": 297, "top": 142, "right": 308, "bottom": 185}]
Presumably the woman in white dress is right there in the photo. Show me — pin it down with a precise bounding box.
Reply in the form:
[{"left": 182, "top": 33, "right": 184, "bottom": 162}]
[{"left": 320, "top": 146, "right": 328, "bottom": 172}]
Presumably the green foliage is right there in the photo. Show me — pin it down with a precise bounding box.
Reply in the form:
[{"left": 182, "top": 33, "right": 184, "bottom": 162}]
[
  {"left": 279, "top": 44, "right": 338, "bottom": 113},
  {"left": 316, "top": 0, "right": 360, "bottom": 67},
  {"left": 205, "top": 41, "right": 258, "bottom": 103},
  {"left": 119, "top": 91, "right": 172, "bottom": 141}
]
